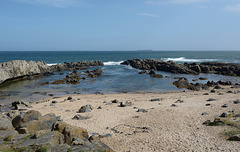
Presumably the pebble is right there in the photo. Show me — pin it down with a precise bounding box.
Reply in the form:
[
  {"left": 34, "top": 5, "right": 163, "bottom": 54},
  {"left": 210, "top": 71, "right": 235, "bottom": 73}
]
[
  {"left": 222, "top": 104, "right": 228, "bottom": 108},
  {"left": 67, "top": 97, "right": 72, "bottom": 100},
  {"left": 234, "top": 99, "right": 240, "bottom": 104},
  {"left": 171, "top": 104, "right": 177, "bottom": 107},
  {"left": 207, "top": 98, "right": 216, "bottom": 101},
  {"left": 150, "top": 98, "right": 162, "bottom": 102},
  {"left": 50, "top": 103, "right": 56, "bottom": 106},
  {"left": 175, "top": 99, "right": 184, "bottom": 103},
  {"left": 201, "top": 112, "right": 208, "bottom": 115},
  {"left": 218, "top": 93, "right": 224, "bottom": 95},
  {"left": 203, "top": 93, "right": 209, "bottom": 95},
  {"left": 137, "top": 109, "right": 148, "bottom": 113},
  {"left": 52, "top": 101, "right": 58, "bottom": 103},
  {"left": 111, "top": 99, "right": 119, "bottom": 103},
  {"left": 220, "top": 112, "right": 231, "bottom": 117},
  {"left": 205, "top": 103, "right": 211, "bottom": 106},
  {"left": 210, "top": 90, "right": 216, "bottom": 93},
  {"left": 97, "top": 106, "right": 102, "bottom": 109}
]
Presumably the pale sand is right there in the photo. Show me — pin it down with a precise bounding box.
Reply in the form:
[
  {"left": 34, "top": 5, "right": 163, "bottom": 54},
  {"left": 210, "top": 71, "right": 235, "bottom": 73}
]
[{"left": 29, "top": 87, "right": 240, "bottom": 152}]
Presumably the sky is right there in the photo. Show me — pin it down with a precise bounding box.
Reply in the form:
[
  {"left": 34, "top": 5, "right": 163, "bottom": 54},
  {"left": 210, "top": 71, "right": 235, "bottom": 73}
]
[{"left": 0, "top": 0, "right": 240, "bottom": 51}]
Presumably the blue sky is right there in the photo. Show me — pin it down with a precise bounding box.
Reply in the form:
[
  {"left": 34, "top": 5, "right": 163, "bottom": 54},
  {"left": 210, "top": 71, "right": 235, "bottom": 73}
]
[{"left": 0, "top": 0, "right": 240, "bottom": 51}]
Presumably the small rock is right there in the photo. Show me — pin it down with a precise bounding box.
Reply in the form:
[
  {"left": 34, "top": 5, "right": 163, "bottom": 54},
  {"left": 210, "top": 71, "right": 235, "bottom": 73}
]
[
  {"left": 78, "top": 104, "right": 93, "bottom": 113},
  {"left": 119, "top": 101, "right": 132, "bottom": 107},
  {"left": 214, "top": 85, "right": 222, "bottom": 89},
  {"left": 234, "top": 114, "right": 240, "bottom": 117},
  {"left": 220, "top": 112, "right": 231, "bottom": 117},
  {"left": 67, "top": 97, "right": 72, "bottom": 100},
  {"left": 150, "top": 98, "right": 161, "bottom": 102},
  {"left": 133, "top": 107, "right": 138, "bottom": 109},
  {"left": 218, "top": 93, "right": 224, "bottom": 95},
  {"left": 203, "top": 93, "right": 209, "bottom": 95},
  {"left": 77, "top": 98, "right": 81, "bottom": 100},
  {"left": 97, "top": 106, "right": 102, "bottom": 109},
  {"left": 205, "top": 103, "right": 211, "bottom": 106},
  {"left": 201, "top": 112, "right": 208, "bottom": 115},
  {"left": 227, "top": 91, "right": 233, "bottom": 93},
  {"left": 222, "top": 104, "right": 228, "bottom": 108},
  {"left": 72, "top": 114, "right": 87, "bottom": 120},
  {"left": 137, "top": 109, "right": 148, "bottom": 113},
  {"left": 111, "top": 99, "right": 119, "bottom": 103},
  {"left": 171, "top": 104, "right": 177, "bottom": 107},
  {"left": 207, "top": 98, "right": 216, "bottom": 101},
  {"left": 234, "top": 99, "right": 240, "bottom": 104},
  {"left": 65, "top": 110, "right": 71, "bottom": 112},
  {"left": 52, "top": 101, "right": 58, "bottom": 103},
  {"left": 210, "top": 90, "right": 216, "bottom": 93},
  {"left": 175, "top": 99, "right": 184, "bottom": 103},
  {"left": 228, "top": 134, "right": 240, "bottom": 141}
]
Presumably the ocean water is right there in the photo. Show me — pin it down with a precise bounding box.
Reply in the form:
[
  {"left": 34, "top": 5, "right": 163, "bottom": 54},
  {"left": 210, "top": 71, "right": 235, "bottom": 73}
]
[{"left": 1, "top": 51, "right": 240, "bottom": 104}]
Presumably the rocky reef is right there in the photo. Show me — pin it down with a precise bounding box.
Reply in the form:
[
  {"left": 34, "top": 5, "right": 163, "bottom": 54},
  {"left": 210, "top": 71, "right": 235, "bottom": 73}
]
[
  {"left": 0, "top": 110, "right": 113, "bottom": 152},
  {"left": 121, "top": 59, "right": 240, "bottom": 76},
  {"left": 0, "top": 60, "right": 104, "bottom": 87},
  {"left": 50, "top": 61, "right": 104, "bottom": 71}
]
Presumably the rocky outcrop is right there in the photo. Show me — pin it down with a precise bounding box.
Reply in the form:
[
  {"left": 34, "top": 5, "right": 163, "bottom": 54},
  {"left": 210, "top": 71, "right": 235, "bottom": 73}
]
[
  {"left": 121, "top": 59, "right": 240, "bottom": 77},
  {"left": 0, "top": 60, "right": 104, "bottom": 87},
  {"left": 121, "top": 59, "right": 199, "bottom": 75},
  {"left": 0, "top": 60, "right": 52, "bottom": 85},
  {"left": 50, "top": 60, "right": 104, "bottom": 71},
  {"left": 0, "top": 110, "right": 113, "bottom": 152}
]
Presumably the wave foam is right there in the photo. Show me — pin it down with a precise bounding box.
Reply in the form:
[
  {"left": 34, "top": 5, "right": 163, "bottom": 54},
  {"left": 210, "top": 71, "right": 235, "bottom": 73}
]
[
  {"left": 104, "top": 61, "right": 123, "bottom": 66},
  {"left": 162, "top": 57, "right": 218, "bottom": 62},
  {"left": 47, "top": 63, "right": 58, "bottom": 66}
]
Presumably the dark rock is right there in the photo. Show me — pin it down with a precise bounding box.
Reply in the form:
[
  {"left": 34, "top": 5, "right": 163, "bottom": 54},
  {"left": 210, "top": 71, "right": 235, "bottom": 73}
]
[
  {"left": 218, "top": 93, "right": 224, "bottom": 95},
  {"left": 227, "top": 91, "right": 233, "bottom": 93},
  {"left": 210, "top": 89, "right": 216, "bottom": 93},
  {"left": 222, "top": 104, "right": 228, "bottom": 108},
  {"left": 137, "top": 109, "right": 148, "bottom": 113},
  {"left": 52, "top": 101, "right": 58, "bottom": 103},
  {"left": 72, "top": 114, "right": 87, "bottom": 120},
  {"left": 207, "top": 98, "right": 216, "bottom": 101},
  {"left": 173, "top": 77, "right": 189, "bottom": 88},
  {"left": 78, "top": 104, "right": 93, "bottom": 113},
  {"left": 119, "top": 101, "right": 132, "bottom": 107},
  {"left": 201, "top": 112, "right": 208, "bottom": 115},
  {"left": 171, "top": 104, "right": 177, "bottom": 107},
  {"left": 220, "top": 112, "right": 231, "bottom": 117},
  {"left": 111, "top": 99, "right": 119, "bottom": 103},
  {"left": 150, "top": 98, "right": 162, "bottom": 102},
  {"left": 234, "top": 99, "right": 240, "bottom": 104},
  {"left": 228, "top": 134, "right": 240, "bottom": 141},
  {"left": 205, "top": 103, "right": 211, "bottom": 106},
  {"left": 199, "top": 77, "right": 208, "bottom": 80},
  {"left": 214, "top": 85, "right": 222, "bottom": 89},
  {"left": 175, "top": 99, "right": 184, "bottom": 103},
  {"left": 97, "top": 106, "right": 102, "bottom": 109},
  {"left": 67, "top": 97, "right": 72, "bottom": 100},
  {"left": 203, "top": 93, "right": 209, "bottom": 95}
]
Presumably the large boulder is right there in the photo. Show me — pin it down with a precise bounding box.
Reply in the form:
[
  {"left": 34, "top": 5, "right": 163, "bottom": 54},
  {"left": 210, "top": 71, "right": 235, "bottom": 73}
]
[
  {"left": 0, "top": 60, "right": 51, "bottom": 85},
  {"left": 52, "top": 121, "right": 88, "bottom": 145},
  {"left": 25, "top": 113, "right": 57, "bottom": 134},
  {"left": 173, "top": 77, "right": 189, "bottom": 88}
]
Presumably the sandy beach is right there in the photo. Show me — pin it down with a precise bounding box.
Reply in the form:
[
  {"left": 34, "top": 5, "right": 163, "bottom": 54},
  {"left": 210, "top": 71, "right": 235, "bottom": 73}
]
[{"left": 28, "top": 86, "right": 240, "bottom": 152}]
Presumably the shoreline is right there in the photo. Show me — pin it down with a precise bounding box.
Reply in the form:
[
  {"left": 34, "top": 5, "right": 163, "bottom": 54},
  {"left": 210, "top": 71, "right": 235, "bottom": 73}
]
[{"left": 27, "top": 86, "right": 240, "bottom": 151}]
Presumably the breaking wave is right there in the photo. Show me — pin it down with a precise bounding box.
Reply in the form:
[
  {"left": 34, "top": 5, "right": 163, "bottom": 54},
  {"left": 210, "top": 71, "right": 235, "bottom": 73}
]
[
  {"left": 162, "top": 57, "right": 218, "bottom": 63},
  {"left": 103, "top": 61, "right": 123, "bottom": 66}
]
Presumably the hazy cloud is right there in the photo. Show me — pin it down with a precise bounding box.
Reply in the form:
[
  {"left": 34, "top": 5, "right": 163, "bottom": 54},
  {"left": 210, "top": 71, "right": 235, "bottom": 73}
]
[
  {"left": 146, "top": 0, "right": 208, "bottom": 5},
  {"left": 138, "top": 13, "right": 158, "bottom": 17},
  {"left": 15, "top": 0, "right": 77, "bottom": 8},
  {"left": 225, "top": 3, "right": 240, "bottom": 13}
]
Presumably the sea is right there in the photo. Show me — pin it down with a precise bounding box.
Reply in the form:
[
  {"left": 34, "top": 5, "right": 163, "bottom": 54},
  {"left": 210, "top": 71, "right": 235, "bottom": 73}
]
[{"left": 1, "top": 51, "right": 240, "bottom": 104}]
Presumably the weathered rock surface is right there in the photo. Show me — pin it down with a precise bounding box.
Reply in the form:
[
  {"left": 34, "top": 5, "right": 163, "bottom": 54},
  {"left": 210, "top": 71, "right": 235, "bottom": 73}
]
[
  {"left": 0, "top": 60, "right": 52, "bottom": 85},
  {"left": 121, "top": 59, "right": 240, "bottom": 77},
  {"left": 0, "top": 110, "right": 113, "bottom": 152},
  {"left": 50, "top": 60, "right": 103, "bottom": 71},
  {"left": 173, "top": 77, "right": 209, "bottom": 91}
]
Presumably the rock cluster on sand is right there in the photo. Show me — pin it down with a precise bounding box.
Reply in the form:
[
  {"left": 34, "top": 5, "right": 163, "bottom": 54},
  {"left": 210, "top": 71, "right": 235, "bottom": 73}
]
[
  {"left": 121, "top": 59, "right": 240, "bottom": 76},
  {"left": 0, "top": 110, "right": 113, "bottom": 152}
]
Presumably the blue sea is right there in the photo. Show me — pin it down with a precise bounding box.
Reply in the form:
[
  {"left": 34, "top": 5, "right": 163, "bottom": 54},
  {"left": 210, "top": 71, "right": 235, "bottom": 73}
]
[{"left": 1, "top": 51, "right": 240, "bottom": 104}]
